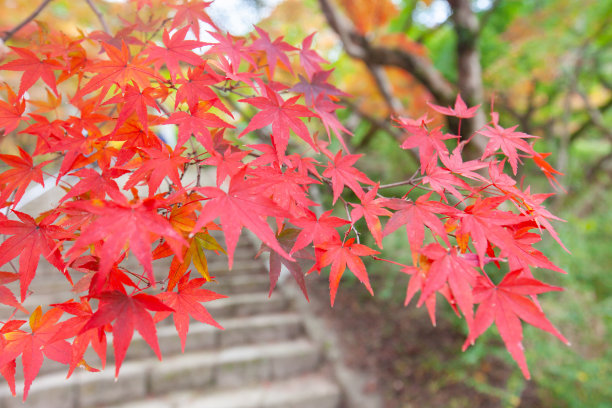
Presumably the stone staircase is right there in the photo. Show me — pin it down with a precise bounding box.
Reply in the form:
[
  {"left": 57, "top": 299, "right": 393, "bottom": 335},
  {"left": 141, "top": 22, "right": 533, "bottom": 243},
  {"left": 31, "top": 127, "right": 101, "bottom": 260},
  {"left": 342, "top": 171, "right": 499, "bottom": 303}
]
[{"left": 0, "top": 230, "right": 343, "bottom": 408}]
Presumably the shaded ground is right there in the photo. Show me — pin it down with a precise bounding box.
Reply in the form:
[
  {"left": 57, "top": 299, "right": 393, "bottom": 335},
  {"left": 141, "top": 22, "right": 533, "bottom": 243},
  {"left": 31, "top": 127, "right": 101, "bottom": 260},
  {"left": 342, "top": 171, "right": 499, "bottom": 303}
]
[{"left": 307, "top": 276, "right": 517, "bottom": 408}]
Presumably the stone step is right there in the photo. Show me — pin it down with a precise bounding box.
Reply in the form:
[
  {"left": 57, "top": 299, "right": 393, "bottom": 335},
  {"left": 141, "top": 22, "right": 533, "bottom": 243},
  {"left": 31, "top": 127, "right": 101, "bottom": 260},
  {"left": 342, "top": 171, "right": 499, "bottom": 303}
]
[
  {"left": 1, "top": 339, "right": 322, "bottom": 408},
  {"left": 20, "top": 266, "right": 270, "bottom": 301},
  {"left": 100, "top": 372, "right": 341, "bottom": 408},
  {"left": 31, "top": 313, "right": 304, "bottom": 377},
  {"left": 1, "top": 286, "right": 284, "bottom": 322}
]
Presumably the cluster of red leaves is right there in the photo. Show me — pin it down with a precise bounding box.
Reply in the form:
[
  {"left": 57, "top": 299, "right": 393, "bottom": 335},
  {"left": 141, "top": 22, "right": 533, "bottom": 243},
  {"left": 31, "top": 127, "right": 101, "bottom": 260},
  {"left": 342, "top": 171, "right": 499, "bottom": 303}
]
[{"left": 0, "top": 0, "right": 568, "bottom": 399}]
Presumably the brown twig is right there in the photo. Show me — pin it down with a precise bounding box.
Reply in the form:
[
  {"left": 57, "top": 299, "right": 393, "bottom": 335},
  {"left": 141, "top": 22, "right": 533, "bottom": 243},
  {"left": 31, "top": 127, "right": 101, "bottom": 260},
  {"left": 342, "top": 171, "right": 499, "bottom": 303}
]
[
  {"left": 2, "top": 0, "right": 54, "bottom": 42},
  {"left": 84, "top": 0, "right": 110, "bottom": 34}
]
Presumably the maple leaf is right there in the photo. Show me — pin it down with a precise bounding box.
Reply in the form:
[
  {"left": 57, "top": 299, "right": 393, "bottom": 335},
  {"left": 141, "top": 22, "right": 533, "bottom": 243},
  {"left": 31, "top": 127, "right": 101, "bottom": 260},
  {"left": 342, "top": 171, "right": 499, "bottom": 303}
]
[
  {"left": 123, "top": 145, "right": 189, "bottom": 195},
  {"left": 64, "top": 197, "right": 186, "bottom": 289},
  {"left": 146, "top": 27, "right": 204, "bottom": 79},
  {"left": 291, "top": 209, "right": 349, "bottom": 253},
  {"left": 530, "top": 150, "right": 565, "bottom": 192},
  {"left": 0, "top": 87, "right": 26, "bottom": 135},
  {"left": 427, "top": 94, "right": 480, "bottom": 119},
  {"left": 202, "top": 147, "right": 249, "bottom": 187},
  {"left": 350, "top": 185, "right": 392, "bottom": 248},
  {"left": 289, "top": 70, "right": 348, "bottom": 106},
  {"left": 165, "top": 101, "right": 235, "bottom": 151},
  {"left": 0, "top": 285, "right": 27, "bottom": 313},
  {"left": 0, "top": 147, "right": 51, "bottom": 207},
  {"left": 174, "top": 63, "right": 225, "bottom": 110},
  {"left": 0, "top": 307, "right": 71, "bottom": 400},
  {"left": 74, "top": 42, "right": 160, "bottom": 101},
  {"left": 239, "top": 86, "right": 316, "bottom": 161},
  {"left": 0, "top": 211, "right": 67, "bottom": 301},
  {"left": 401, "top": 264, "right": 457, "bottom": 327},
  {"left": 418, "top": 244, "right": 479, "bottom": 329},
  {"left": 318, "top": 238, "right": 379, "bottom": 306},
  {"left": 479, "top": 123, "right": 537, "bottom": 175},
  {"left": 249, "top": 165, "right": 319, "bottom": 217},
  {"left": 384, "top": 193, "right": 456, "bottom": 262},
  {"left": 82, "top": 289, "right": 173, "bottom": 376},
  {"left": 457, "top": 196, "right": 526, "bottom": 268},
  {"left": 257, "top": 228, "right": 314, "bottom": 299},
  {"left": 53, "top": 298, "right": 107, "bottom": 377},
  {"left": 204, "top": 31, "right": 256, "bottom": 68},
  {"left": 322, "top": 150, "right": 374, "bottom": 203},
  {"left": 104, "top": 84, "right": 160, "bottom": 134},
  {"left": 299, "top": 33, "right": 329, "bottom": 78},
  {"left": 0, "top": 47, "right": 62, "bottom": 98},
  {"left": 463, "top": 270, "right": 569, "bottom": 379},
  {"left": 312, "top": 96, "right": 352, "bottom": 151},
  {"left": 59, "top": 166, "right": 128, "bottom": 203},
  {"left": 193, "top": 170, "right": 293, "bottom": 269},
  {"left": 170, "top": 0, "right": 215, "bottom": 38},
  {"left": 250, "top": 26, "right": 297, "bottom": 77},
  {"left": 155, "top": 272, "right": 226, "bottom": 352},
  {"left": 397, "top": 118, "right": 456, "bottom": 171}
]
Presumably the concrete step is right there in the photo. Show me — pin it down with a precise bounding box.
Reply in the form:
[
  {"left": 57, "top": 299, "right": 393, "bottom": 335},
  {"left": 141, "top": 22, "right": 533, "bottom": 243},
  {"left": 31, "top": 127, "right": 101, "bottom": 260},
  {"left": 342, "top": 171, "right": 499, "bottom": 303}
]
[
  {"left": 1, "top": 288, "right": 285, "bottom": 322},
  {"left": 19, "top": 266, "right": 270, "bottom": 301},
  {"left": 99, "top": 373, "right": 341, "bottom": 408},
  {"left": 1, "top": 339, "right": 322, "bottom": 408},
  {"left": 30, "top": 313, "right": 304, "bottom": 377}
]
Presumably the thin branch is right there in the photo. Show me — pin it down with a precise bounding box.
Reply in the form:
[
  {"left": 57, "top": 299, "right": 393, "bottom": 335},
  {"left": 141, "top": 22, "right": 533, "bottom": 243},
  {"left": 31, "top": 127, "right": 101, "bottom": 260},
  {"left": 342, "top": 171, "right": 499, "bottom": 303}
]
[
  {"left": 84, "top": 0, "right": 110, "bottom": 34},
  {"left": 364, "top": 61, "right": 403, "bottom": 116},
  {"left": 318, "top": 0, "right": 455, "bottom": 105},
  {"left": 1, "top": 0, "right": 54, "bottom": 42},
  {"left": 569, "top": 96, "right": 612, "bottom": 143}
]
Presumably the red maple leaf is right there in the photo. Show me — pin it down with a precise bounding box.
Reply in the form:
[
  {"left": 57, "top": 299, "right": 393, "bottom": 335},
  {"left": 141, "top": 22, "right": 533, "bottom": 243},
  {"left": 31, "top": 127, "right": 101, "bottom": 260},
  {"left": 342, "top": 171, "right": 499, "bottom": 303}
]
[
  {"left": 384, "top": 193, "right": 457, "bottom": 262},
  {"left": 0, "top": 87, "right": 26, "bottom": 135},
  {"left": 479, "top": 123, "right": 537, "bottom": 175},
  {"left": 0, "top": 47, "right": 62, "bottom": 99},
  {"left": 239, "top": 85, "right": 316, "bottom": 161},
  {"left": 74, "top": 42, "right": 160, "bottom": 101},
  {"left": 427, "top": 94, "right": 480, "bottom": 119},
  {"left": 104, "top": 84, "right": 160, "bottom": 134},
  {"left": 0, "top": 307, "right": 71, "bottom": 400},
  {"left": 155, "top": 272, "right": 226, "bottom": 352},
  {"left": 204, "top": 31, "right": 256, "bottom": 68},
  {"left": 250, "top": 26, "right": 297, "bottom": 78},
  {"left": 82, "top": 289, "right": 173, "bottom": 376},
  {"left": 322, "top": 150, "right": 374, "bottom": 203},
  {"left": 174, "top": 64, "right": 225, "bottom": 110},
  {"left": 257, "top": 228, "right": 314, "bottom": 299},
  {"left": 463, "top": 270, "right": 569, "bottom": 379},
  {"left": 350, "top": 185, "right": 392, "bottom": 248},
  {"left": 53, "top": 298, "right": 107, "bottom": 377},
  {"left": 123, "top": 145, "right": 189, "bottom": 195},
  {"left": 0, "top": 211, "right": 67, "bottom": 301},
  {"left": 193, "top": 170, "right": 293, "bottom": 269},
  {"left": 317, "top": 238, "right": 379, "bottom": 306},
  {"left": 0, "top": 147, "right": 51, "bottom": 207},
  {"left": 146, "top": 26, "right": 204, "bottom": 79},
  {"left": 418, "top": 243, "right": 479, "bottom": 329},
  {"left": 170, "top": 0, "right": 215, "bottom": 38},
  {"left": 291, "top": 209, "right": 349, "bottom": 253},
  {"left": 299, "top": 33, "right": 329, "bottom": 78},
  {"left": 64, "top": 197, "right": 186, "bottom": 289},
  {"left": 165, "top": 101, "right": 234, "bottom": 151}
]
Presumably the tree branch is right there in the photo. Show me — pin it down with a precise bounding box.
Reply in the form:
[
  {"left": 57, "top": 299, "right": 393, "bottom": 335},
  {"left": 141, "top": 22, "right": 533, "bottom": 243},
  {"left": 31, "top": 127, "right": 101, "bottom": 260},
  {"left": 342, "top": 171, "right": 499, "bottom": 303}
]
[
  {"left": 1, "top": 0, "right": 54, "bottom": 42},
  {"left": 84, "top": 0, "right": 110, "bottom": 34},
  {"left": 447, "top": 0, "right": 486, "bottom": 138},
  {"left": 317, "top": 0, "right": 455, "bottom": 105}
]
